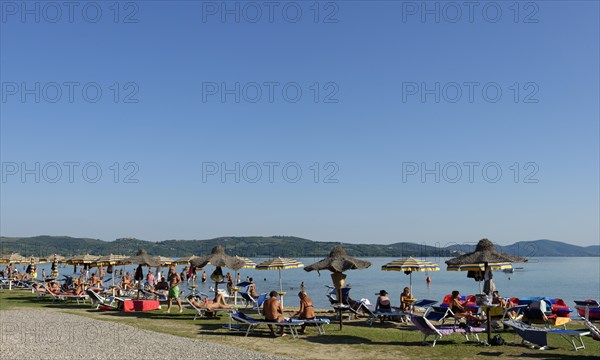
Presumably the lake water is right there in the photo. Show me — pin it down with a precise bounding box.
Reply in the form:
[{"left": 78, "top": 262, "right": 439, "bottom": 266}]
[{"left": 23, "top": 257, "right": 600, "bottom": 310}]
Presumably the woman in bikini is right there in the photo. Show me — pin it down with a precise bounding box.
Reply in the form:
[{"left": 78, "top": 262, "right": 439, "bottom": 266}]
[{"left": 291, "top": 291, "right": 316, "bottom": 334}]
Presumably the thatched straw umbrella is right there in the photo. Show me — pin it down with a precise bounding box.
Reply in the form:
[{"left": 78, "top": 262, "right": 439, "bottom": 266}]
[
  {"left": 128, "top": 250, "right": 161, "bottom": 299},
  {"left": 190, "top": 246, "right": 246, "bottom": 300},
  {"left": 446, "top": 238, "right": 527, "bottom": 343},
  {"left": 304, "top": 245, "right": 371, "bottom": 329}
]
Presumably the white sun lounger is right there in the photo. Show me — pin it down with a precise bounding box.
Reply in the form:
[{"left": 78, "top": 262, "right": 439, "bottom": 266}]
[{"left": 186, "top": 295, "right": 234, "bottom": 320}]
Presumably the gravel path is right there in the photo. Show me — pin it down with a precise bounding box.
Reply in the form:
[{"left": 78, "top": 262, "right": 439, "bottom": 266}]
[{"left": 0, "top": 310, "right": 291, "bottom": 360}]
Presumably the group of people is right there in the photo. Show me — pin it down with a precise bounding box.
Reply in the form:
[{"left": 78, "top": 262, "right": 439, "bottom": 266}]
[
  {"left": 261, "top": 290, "right": 316, "bottom": 336},
  {"left": 375, "top": 287, "right": 414, "bottom": 313}
]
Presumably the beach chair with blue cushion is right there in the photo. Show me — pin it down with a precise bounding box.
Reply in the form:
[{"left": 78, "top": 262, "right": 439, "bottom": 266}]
[
  {"left": 239, "top": 292, "right": 268, "bottom": 314},
  {"left": 411, "top": 299, "right": 438, "bottom": 312},
  {"left": 231, "top": 311, "right": 305, "bottom": 338},
  {"left": 361, "top": 305, "right": 410, "bottom": 326},
  {"left": 411, "top": 315, "right": 485, "bottom": 347},
  {"left": 289, "top": 318, "right": 331, "bottom": 335},
  {"left": 503, "top": 319, "right": 590, "bottom": 351},
  {"left": 424, "top": 306, "right": 457, "bottom": 325}
]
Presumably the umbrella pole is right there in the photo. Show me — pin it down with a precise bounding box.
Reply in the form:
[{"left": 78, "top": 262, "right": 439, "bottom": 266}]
[{"left": 409, "top": 273, "right": 413, "bottom": 296}]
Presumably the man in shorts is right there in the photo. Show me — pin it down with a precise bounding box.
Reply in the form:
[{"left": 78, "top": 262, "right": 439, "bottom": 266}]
[{"left": 166, "top": 266, "right": 183, "bottom": 313}]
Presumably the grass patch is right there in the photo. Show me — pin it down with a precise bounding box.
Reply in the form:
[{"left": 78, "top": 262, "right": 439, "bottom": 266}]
[{"left": 1, "top": 290, "right": 599, "bottom": 359}]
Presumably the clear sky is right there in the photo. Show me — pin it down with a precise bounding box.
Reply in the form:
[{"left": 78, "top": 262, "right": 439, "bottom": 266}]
[{"left": 1, "top": 1, "right": 598, "bottom": 247}]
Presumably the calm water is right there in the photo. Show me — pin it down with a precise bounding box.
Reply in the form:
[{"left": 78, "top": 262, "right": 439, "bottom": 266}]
[{"left": 24, "top": 257, "right": 600, "bottom": 309}]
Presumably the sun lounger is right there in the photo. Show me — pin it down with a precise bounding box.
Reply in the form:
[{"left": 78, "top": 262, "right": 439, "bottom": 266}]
[
  {"left": 231, "top": 311, "right": 305, "bottom": 338},
  {"left": 410, "top": 314, "right": 485, "bottom": 347},
  {"left": 411, "top": 299, "right": 438, "bottom": 312},
  {"left": 44, "top": 285, "right": 88, "bottom": 304},
  {"left": 581, "top": 318, "right": 600, "bottom": 341},
  {"left": 503, "top": 319, "right": 590, "bottom": 351},
  {"left": 186, "top": 295, "right": 234, "bottom": 320},
  {"left": 86, "top": 289, "right": 124, "bottom": 309},
  {"left": 424, "top": 306, "right": 457, "bottom": 324},
  {"left": 239, "top": 292, "right": 268, "bottom": 314},
  {"left": 288, "top": 318, "right": 331, "bottom": 335},
  {"left": 361, "top": 305, "right": 410, "bottom": 326}
]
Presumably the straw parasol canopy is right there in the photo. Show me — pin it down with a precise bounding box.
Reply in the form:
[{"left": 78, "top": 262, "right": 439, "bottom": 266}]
[
  {"left": 66, "top": 254, "right": 100, "bottom": 265},
  {"left": 128, "top": 249, "right": 160, "bottom": 267},
  {"left": 235, "top": 256, "right": 257, "bottom": 269},
  {"left": 174, "top": 255, "right": 200, "bottom": 265},
  {"left": 445, "top": 238, "right": 527, "bottom": 268},
  {"left": 153, "top": 256, "right": 175, "bottom": 266},
  {"left": 190, "top": 246, "right": 246, "bottom": 299},
  {"left": 190, "top": 246, "right": 246, "bottom": 270},
  {"left": 304, "top": 245, "right": 371, "bottom": 329},
  {"left": 42, "top": 254, "right": 66, "bottom": 263},
  {"left": 445, "top": 238, "right": 528, "bottom": 344},
  {"left": 256, "top": 257, "right": 304, "bottom": 294},
  {"left": 0, "top": 253, "right": 28, "bottom": 264},
  {"left": 381, "top": 257, "right": 440, "bottom": 295},
  {"left": 304, "top": 245, "right": 371, "bottom": 273},
  {"left": 93, "top": 254, "right": 130, "bottom": 266}
]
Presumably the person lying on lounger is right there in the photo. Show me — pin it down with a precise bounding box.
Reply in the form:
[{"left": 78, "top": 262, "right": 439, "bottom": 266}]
[
  {"left": 189, "top": 293, "right": 232, "bottom": 311},
  {"left": 290, "top": 291, "right": 316, "bottom": 334}
]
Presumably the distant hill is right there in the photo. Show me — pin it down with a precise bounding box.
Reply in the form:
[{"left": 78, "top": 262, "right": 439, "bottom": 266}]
[
  {"left": 447, "top": 239, "right": 599, "bottom": 257},
  {"left": 0, "top": 236, "right": 597, "bottom": 257}
]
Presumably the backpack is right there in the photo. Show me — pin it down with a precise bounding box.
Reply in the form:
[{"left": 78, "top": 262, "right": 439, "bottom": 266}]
[{"left": 491, "top": 334, "right": 505, "bottom": 346}]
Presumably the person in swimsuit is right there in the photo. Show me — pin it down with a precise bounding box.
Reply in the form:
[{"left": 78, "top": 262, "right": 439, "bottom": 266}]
[
  {"left": 263, "top": 290, "right": 286, "bottom": 336},
  {"left": 375, "top": 289, "right": 392, "bottom": 323},
  {"left": 166, "top": 266, "right": 183, "bottom": 313},
  {"left": 450, "top": 290, "right": 476, "bottom": 321},
  {"left": 291, "top": 291, "right": 316, "bottom": 334},
  {"left": 248, "top": 277, "right": 259, "bottom": 299},
  {"left": 400, "top": 287, "right": 413, "bottom": 312},
  {"left": 189, "top": 293, "right": 232, "bottom": 311}
]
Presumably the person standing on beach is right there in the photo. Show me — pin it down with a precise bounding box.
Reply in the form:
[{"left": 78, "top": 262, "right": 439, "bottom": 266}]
[
  {"left": 167, "top": 266, "right": 183, "bottom": 313},
  {"left": 226, "top": 272, "right": 234, "bottom": 294},
  {"left": 99, "top": 267, "right": 105, "bottom": 280}
]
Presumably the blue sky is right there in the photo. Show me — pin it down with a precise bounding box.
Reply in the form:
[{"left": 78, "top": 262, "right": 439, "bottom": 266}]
[{"left": 1, "top": 1, "right": 598, "bottom": 247}]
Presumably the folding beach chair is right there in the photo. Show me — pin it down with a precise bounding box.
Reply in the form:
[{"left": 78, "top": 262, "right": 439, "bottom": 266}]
[
  {"left": 239, "top": 292, "right": 268, "bottom": 314},
  {"left": 581, "top": 318, "right": 600, "bottom": 342},
  {"left": 424, "top": 306, "right": 457, "bottom": 325},
  {"left": 411, "top": 299, "right": 438, "bottom": 312},
  {"left": 410, "top": 315, "right": 485, "bottom": 347},
  {"left": 231, "top": 311, "right": 305, "bottom": 338},
  {"left": 503, "top": 319, "right": 590, "bottom": 351}
]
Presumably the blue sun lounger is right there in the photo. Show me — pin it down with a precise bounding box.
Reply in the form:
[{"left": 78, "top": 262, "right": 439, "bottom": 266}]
[
  {"left": 289, "top": 318, "right": 331, "bottom": 335},
  {"left": 231, "top": 311, "right": 305, "bottom": 338},
  {"left": 503, "top": 319, "right": 590, "bottom": 351}
]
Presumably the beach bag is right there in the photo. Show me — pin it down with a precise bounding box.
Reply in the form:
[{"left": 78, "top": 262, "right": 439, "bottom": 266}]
[{"left": 491, "top": 334, "right": 505, "bottom": 346}]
